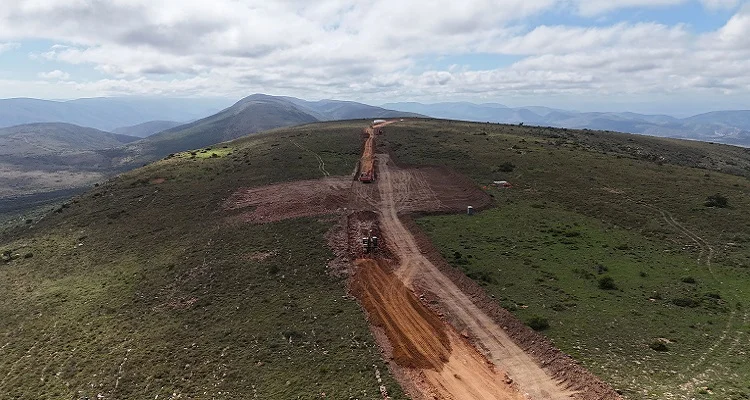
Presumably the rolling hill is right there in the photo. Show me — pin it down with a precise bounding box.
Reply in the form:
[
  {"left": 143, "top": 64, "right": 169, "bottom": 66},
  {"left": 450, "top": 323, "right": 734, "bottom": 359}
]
[
  {"left": 0, "top": 94, "right": 419, "bottom": 218},
  {"left": 383, "top": 102, "right": 750, "bottom": 146},
  {"left": 112, "top": 120, "right": 183, "bottom": 138},
  {"left": 2, "top": 119, "right": 750, "bottom": 399},
  {"left": 0, "top": 123, "right": 135, "bottom": 203},
  {"left": 0, "top": 97, "right": 232, "bottom": 131},
  {"left": 283, "top": 96, "right": 423, "bottom": 121},
  {"left": 0, "top": 123, "right": 138, "bottom": 155},
  {"left": 130, "top": 94, "right": 419, "bottom": 160}
]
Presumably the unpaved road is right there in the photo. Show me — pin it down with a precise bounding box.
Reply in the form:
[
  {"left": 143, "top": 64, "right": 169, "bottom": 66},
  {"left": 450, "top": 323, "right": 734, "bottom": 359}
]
[
  {"left": 374, "top": 154, "right": 576, "bottom": 400},
  {"left": 352, "top": 258, "right": 523, "bottom": 400},
  {"left": 227, "top": 122, "right": 618, "bottom": 399}
]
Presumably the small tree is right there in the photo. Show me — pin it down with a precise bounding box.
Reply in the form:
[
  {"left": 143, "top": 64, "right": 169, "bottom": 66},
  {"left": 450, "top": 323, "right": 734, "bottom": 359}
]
[{"left": 705, "top": 194, "right": 728, "bottom": 208}]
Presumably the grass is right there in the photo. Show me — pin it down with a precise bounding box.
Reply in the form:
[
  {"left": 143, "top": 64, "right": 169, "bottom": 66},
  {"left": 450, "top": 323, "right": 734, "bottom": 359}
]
[
  {"left": 4, "top": 118, "right": 750, "bottom": 399},
  {"left": 378, "top": 119, "right": 750, "bottom": 399},
  {"left": 0, "top": 121, "right": 406, "bottom": 399},
  {"left": 418, "top": 204, "right": 748, "bottom": 398}
]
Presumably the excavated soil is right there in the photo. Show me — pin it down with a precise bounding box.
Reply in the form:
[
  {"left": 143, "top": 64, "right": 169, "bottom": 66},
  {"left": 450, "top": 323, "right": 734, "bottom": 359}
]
[
  {"left": 225, "top": 164, "right": 489, "bottom": 223},
  {"left": 351, "top": 258, "right": 451, "bottom": 370},
  {"left": 400, "top": 216, "right": 622, "bottom": 400},
  {"left": 226, "top": 123, "right": 622, "bottom": 400},
  {"left": 224, "top": 176, "right": 350, "bottom": 223},
  {"left": 351, "top": 258, "right": 524, "bottom": 400}
]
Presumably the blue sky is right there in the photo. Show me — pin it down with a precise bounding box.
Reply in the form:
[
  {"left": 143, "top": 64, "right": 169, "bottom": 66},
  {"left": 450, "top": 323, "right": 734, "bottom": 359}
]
[{"left": 0, "top": 0, "right": 748, "bottom": 115}]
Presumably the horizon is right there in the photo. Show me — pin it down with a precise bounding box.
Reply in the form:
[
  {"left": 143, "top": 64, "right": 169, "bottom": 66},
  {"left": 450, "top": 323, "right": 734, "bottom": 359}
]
[
  {"left": 1, "top": 1, "right": 749, "bottom": 116},
  {"left": 2, "top": 93, "right": 749, "bottom": 119}
]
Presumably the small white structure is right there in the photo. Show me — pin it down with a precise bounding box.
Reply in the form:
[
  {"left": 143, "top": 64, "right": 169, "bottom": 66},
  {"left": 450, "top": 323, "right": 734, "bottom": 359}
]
[
  {"left": 467, "top": 206, "right": 474, "bottom": 215},
  {"left": 373, "top": 119, "right": 386, "bottom": 125}
]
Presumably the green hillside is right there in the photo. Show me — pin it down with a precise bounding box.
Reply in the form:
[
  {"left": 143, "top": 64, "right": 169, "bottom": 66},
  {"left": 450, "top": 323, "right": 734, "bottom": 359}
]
[
  {"left": 2, "top": 119, "right": 750, "bottom": 399},
  {"left": 380, "top": 120, "right": 750, "bottom": 399},
  {"left": 0, "top": 123, "right": 138, "bottom": 155},
  {"left": 0, "top": 121, "right": 405, "bottom": 399}
]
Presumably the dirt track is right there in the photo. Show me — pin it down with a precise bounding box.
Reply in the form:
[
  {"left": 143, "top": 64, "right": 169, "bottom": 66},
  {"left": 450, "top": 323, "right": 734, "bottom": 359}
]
[
  {"left": 227, "top": 122, "right": 621, "bottom": 399},
  {"left": 373, "top": 154, "right": 576, "bottom": 400},
  {"left": 351, "top": 258, "right": 523, "bottom": 400}
]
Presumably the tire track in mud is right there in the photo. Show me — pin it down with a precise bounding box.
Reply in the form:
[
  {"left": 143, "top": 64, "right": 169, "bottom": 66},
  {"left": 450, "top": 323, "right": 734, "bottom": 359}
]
[
  {"left": 633, "top": 200, "right": 746, "bottom": 395},
  {"left": 351, "top": 258, "right": 524, "bottom": 400},
  {"left": 226, "top": 123, "right": 619, "bottom": 399},
  {"left": 291, "top": 139, "right": 330, "bottom": 177},
  {"left": 373, "top": 154, "right": 576, "bottom": 400}
]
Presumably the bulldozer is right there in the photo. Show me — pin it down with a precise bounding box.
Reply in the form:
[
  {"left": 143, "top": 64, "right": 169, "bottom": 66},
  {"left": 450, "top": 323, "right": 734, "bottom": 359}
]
[{"left": 361, "top": 229, "right": 379, "bottom": 253}]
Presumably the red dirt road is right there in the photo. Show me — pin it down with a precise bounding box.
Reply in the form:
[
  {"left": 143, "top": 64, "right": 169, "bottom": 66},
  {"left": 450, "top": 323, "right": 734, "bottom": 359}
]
[
  {"left": 351, "top": 258, "right": 524, "bottom": 400},
  {"left": 226, "top": 122, "right": 622, "bottom": 400},
  {"left": 373, "top": 154, "right": 577, "bottom": 400}
]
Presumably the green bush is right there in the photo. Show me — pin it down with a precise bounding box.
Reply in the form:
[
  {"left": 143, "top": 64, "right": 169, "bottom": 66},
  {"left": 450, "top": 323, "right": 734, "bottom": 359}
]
[
  {"left": 649, "top": 340, "right": 669, "bottom": 352},
  {"left": 598, "top": 276, "right": 617, "bottom": 290},
  {"left": 527, "top": 316, "right": 550, "bottom": 331},
  {"left": 672, "top": 297, "right": 699, "bottom": 308},
  {"left": 494, "top": 162, "right": 516, "bottom": 173},
  {"left": 705, "top": 193, "right": 729, "bottom": 208}
]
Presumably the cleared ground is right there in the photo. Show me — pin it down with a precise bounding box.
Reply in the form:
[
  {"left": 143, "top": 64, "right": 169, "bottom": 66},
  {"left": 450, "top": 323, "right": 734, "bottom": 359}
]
[
  {"left": 226, "top": 122, "right": 618, "bottom": 399},
  {"left": 383, "top": 119, "right": 750, "bottom": 399},
  {"left": 371, "top": 154, "right": 591, "bottom": 400},
  {"left": 4, "top": 119, "right": 749, "bottom": 399}
]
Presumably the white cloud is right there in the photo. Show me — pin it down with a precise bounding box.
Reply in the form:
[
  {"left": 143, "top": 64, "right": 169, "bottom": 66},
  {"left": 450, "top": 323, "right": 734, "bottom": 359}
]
[
  {"left": 572, "top": 0, "right": 686, "bottom": 16},
  {"left": 700, "top": 0, "right": 741, "bottom": 9},
  {"left": 38, "top": 70, "right": 70, "bottom": 80},
  {"left": 0, "top": 42, "right": 19, "bottom": 53},
  {"left": 0, "top": 0, "right": 748, "bottom": 107}
]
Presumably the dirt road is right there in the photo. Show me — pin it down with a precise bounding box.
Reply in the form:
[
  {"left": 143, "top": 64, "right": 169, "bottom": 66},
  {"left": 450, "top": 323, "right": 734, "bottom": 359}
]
[
  {"left": 227, "top": 122, "right": 619, "bottom": 399},
  {"left": 374, "top": 154, "right": 576, "bottom": 400},
  {"left": 352, "top": 258, "right": 524, "bottom": 400}
]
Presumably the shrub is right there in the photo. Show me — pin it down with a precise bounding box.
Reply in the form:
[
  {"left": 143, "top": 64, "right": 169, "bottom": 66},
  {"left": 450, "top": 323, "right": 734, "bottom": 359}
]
[
  {"left": 705, "top": 194, "right": 728, "bottom": 208},
  {"left": 672, "top": 297, "right": 699, "bottom": 308},
  {"left": 495, "top": 162, "right": 516, "bottom": 173},
  {"left": 649, "top": 340, "right": 669, "bottom": 352},
  {"left": 598, "top": 276, "right": 617, "bottom": 290},
  {"left": 527, "top": 316, "right": 550, "bottom": 331},
  {"left": 681, "top": 276, "right": 696, "bottom": 284},
  {"left": 467, "top": 270, "right": 494, "bottom": 284}
]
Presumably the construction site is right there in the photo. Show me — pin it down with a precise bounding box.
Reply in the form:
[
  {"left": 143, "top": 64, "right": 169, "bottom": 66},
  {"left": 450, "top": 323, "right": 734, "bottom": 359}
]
[{"left": 226, "top": 120, "right": 622, "bottom": 400}]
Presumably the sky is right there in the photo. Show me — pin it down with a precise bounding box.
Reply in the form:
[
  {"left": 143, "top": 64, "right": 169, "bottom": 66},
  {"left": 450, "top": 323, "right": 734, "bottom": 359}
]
[{"left": 0, "top": 0, "right": 749, "bottom": 116}]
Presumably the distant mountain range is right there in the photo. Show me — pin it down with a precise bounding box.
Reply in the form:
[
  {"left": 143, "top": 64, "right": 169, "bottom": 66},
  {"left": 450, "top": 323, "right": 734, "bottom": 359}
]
[
  {"left": 0, "top": 97, "right": 233, "bottom": 131},
  {"left": 130, "top": 94, "right": 421, "bottom": 158},
  {"left": 0, "top": 123, "right": 138, "bottom": 156},
  {"left": 112, "top": 120, "right": 183, "bottom": 138},
  {"left": 0, "top": 94, "right": 419, "bottom": 208},
  {"left": 5, "top": 92, "right": 750, "bottom": 214},
  {"left": 383, "top": 102, "right": 750, "bottom": 147}
]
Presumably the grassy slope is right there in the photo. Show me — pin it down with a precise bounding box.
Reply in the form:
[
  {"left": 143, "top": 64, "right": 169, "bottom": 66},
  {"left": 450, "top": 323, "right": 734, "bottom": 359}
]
[
  {"left": 0, "top": 121, "right": 406, "bottom": 399},
  {"left": 380, "top": 120, "right": 750, "bottom": 399}
]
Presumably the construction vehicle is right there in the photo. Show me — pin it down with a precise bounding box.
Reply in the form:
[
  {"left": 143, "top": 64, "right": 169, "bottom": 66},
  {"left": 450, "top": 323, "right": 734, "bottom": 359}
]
[{"left": 361, "top": 229, "right": 379, "bottom": 253}]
